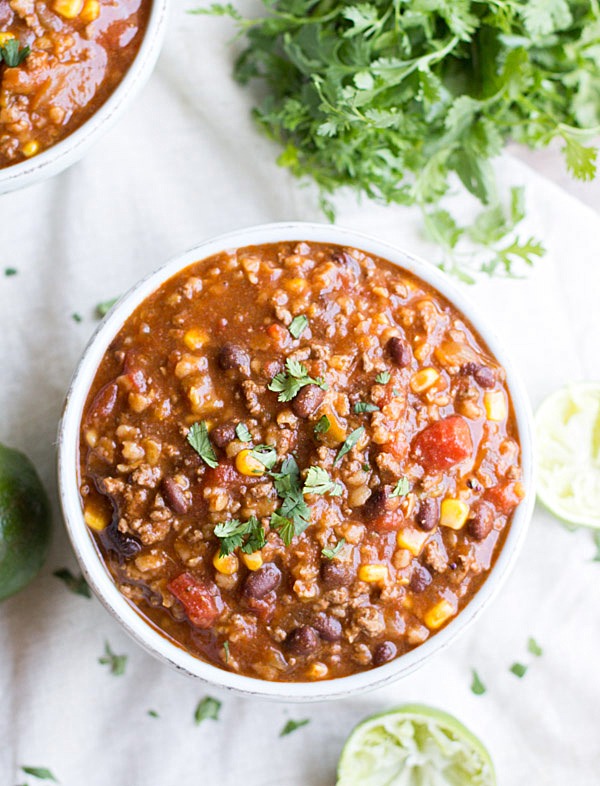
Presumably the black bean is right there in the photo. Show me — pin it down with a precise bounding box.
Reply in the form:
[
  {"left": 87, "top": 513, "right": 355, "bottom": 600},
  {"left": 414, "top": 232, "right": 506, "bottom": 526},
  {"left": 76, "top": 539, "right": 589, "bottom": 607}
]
[
  {"left": 313, "top": 613, "right": 342, "bottom": 642},
  {"left": 415, "top": 498, "right": 438, "bottom": 531},
  {"left": 409, "top": 564, "right": 432, "bottom": 593},
  {"left": 218, "top": 343, "right": 250, "bottom": 375},
  {"left": 210, "top": 423, "right": 236, "bottom": 449},
  {"left": 103, "top": 524, "right": 142, "bottom": 560},
  {"left": 387, "top": 336, "right": 412, "bottom": 368},
  {"left": 474, "top": 366, "right": 496, "bottom": 389},
  {"left": 286, "top": 625, "right": 319, "bottom": 655},
  {"left": 363, "top": 487, "right": 390, "bottom": 520},
  {"left": 291, "top": 384, "right": 326, "bottom": 418},
  {"left": 372, "top": 641, "right": 397, "bottom": 666},
  {"left": 320, "top": 560, "right": 353, "bottom": 588},
  {"left": 243, "top": 563, "right": 281, "bottom": 599},
  {"left": 161, "top": 477, "right": 190, "bottom": 515},
  {"left": 467, "top": 501, "right": 495, "bottom": 540}
]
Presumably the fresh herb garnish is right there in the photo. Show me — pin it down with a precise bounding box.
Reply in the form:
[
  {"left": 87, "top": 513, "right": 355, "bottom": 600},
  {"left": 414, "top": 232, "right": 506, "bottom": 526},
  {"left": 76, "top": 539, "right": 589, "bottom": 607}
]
[
  {"left": 0, "top": 38, "right": 30, "bottom": 67},
  {"left": 270, "top": 511, "right": 296, "bottom": 547},
  {"left": 20, "top": 767, "right": 58, "bottom": 782},
  {"left": 303, "top": 466, "right": 343, "bottom": 496},
  {"left": 391, "top": 477, "right": 410, "bottom": 497},
  {"left": 314, "top": 414, "right": 331, "bottom": 435},
  {"left": 470, "top": 669, "right": 486, "bottom": 696},
  {"left": 322, "top": 538, "right": 346, "bottom": 559},
  {"left": 235, "top": 422, "right": 252, "bottom": 442},
  {"left": 375, "top": 371, "right": 391, "bottom": 384},
  {"left": 187, "top": 421, "right": 219, "bottom": 468},
  {"left": 214, "top": 516, "right": 266, "bottom": 556},
  {"left": 71, "top": 312, "right": 82, "bottom": 323},
  {"left": 527, "top": 637, "right": 543, "bottom": 657},
  {"left": 510, "top": 662, "right": 528, "bottom": 678},
  {"left": 98, "top": 641, "right": 127, "bottom": 676},
  {"left": 96, "top": 297, "right": 118, "bottom": 318},
  {"left": 223, "top": 641, "right": 230, "bottom": 663},
  {"left": 354, "top": 402, "right": 379, "bottom": 414},
  {"left": 289, "top": 314, "right": 309, "bottom": 339},
  {"left": 194, "top": 696, "right": 221, "bottom": 725},
  {"left": 148, "top": 709, "right": 159, "bottom": 718},
  {"left": 4, "top": 267, "right": 17, "bottom": 276},
  {"left": 270, "top": 456, "right": 311, "bottom": 545},
  {"left": 53, "top": 568, "right": 91, "bottom": 598},
  {"left": 268, "top": 358, "right": 327, "bottom": 402},
  {"left": 280, "top": 718, "right": 310, "bottom": 736},
  {"left": 362, "top": 463, "right": 370, "bottom": 472},
  {"left": 249, "top": 444, "right": 278, "bottom": 470},
  {"left": 334, "top": 426, "right": 365, "bottom": 466}
]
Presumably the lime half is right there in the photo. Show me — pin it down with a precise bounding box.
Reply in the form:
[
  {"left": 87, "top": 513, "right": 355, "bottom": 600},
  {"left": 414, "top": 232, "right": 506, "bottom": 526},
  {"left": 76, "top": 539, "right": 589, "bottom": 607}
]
[
  {"left": 337, "top": 704, "right": 495, "bottom": 786},
  {"left": 535, "top": 382, "right": 600, "bottom": 529}
]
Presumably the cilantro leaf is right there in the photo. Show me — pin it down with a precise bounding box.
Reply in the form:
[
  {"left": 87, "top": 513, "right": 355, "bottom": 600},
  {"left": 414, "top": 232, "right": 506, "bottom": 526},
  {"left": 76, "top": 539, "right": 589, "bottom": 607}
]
[
  {"left": 98, "top": 641, "right": 127, "bottom": 676},
  {"left": 4, "top": 267, "right": 17, "bottom": 276},
  {"left": 270, "top": 511, "right": 296, "bottom": 546},
  {"left": 510, "top": 662, "right": 528, "bottom": 678},
  {"left": 268, "top": 358, "right": 327, "bottom": 402},
  {"left": 21, "top": 767, "right": 58, "bottom": 782},
  {"left": 194, "top": 696, "right": 221, "bottom": 725},
  {"left": 214, "top": 517, "right": 266, "bottom": 556},
  {"left": 375, "top": 371, "right": 391, "bottom": 384},
  {"left": 280, "top": 718, "right": 310, "bottom": 736},
  {"left": 470, "top": 670, "right": 486, "bottom": 696},
  {"left": 235, "top": 422, "right": 252, "bottom": 442},
  {"left": 391, "top": 477, "right": 410, "bottom": 497},
  {"left": 321, "top": 538, "right": 346, "bottom": 559},
  {"left": 148, "top": 709, "right": 159, "bottom": 718},
  {"left": 334, "top": 427, "right": 365, "bottom": 466},
  {"left": 53, "top": 568, "right": 91, "bottom": 598},
  {"left": 289, "top": 314, "right": 309, "bottom": 339},
  {"left": 303, "top": 466, "right": 343, "bottom": 496},
  {"left": 187, "top": 421, "right": 219, "bottom": 468},
  {"left": 527, "top": 637, "right": 543, "bottom": 657},
  {"left": 96, "top": 297, "right": 119, "bottom": 318},
  {"left": 250, "top": 444, "right": 278, "bottom": 470},
  {"left": 354, "top": 402, "right": 379, "bottom": 413},
  {"left": 314, "top": 415, "right": 331, "bottom": 434},
  {"left": 0, "top": 38, "right": 30, "bottom": 67},
  {"left": 223, "top": 641, "right": 230, "bottom": 663}
]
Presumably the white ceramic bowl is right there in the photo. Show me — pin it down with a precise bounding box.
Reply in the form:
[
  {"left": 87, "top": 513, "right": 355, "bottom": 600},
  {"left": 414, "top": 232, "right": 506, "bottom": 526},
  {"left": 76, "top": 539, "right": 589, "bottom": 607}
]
[
  {"left": 57, "top": 222, "right": 535, "bottom": 701},
  {"left": 0, "top": 0, "right": 168, "bottom": 195}
]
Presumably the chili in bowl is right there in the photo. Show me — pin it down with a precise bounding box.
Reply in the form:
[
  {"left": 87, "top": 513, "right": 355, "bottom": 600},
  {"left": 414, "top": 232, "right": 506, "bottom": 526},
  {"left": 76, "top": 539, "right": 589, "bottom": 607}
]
[
  {"left": 57, "top": 222, "right": 534, "bottom": 701},
  {"left": 0, "top": 0, "right": 167, "bottom": 194}
]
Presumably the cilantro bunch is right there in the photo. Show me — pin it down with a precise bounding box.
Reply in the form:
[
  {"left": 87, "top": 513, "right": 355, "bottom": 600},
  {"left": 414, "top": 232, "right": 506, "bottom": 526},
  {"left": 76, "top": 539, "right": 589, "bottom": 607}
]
[{"left": 197, "top": 0, "right": 600, "bottom": 279}]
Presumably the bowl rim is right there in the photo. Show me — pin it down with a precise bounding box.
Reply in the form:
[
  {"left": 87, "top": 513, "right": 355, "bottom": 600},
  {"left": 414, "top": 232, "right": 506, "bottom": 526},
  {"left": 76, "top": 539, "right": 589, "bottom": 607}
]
[
  {"left": 57, "top": 221, "right": 535, "bottom": 702},
  {"left": 0, "top": 0, "right": 169, "bottom": 193}
]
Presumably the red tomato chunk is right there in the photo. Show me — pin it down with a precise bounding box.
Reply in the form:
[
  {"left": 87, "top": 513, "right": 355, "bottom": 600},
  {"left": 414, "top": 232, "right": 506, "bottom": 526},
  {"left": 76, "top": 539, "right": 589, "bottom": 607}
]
[
  {"left": 167, "top": 573, "right": 224, "bottom": 629},
  {"left": 411, "top": 415, "right": 473, "bottom": 472}
]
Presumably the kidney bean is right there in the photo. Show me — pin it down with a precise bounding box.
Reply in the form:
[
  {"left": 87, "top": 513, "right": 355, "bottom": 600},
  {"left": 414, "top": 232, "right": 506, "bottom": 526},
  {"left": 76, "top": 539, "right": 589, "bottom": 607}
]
[
  {"left": 313, "top": 613, "right": 343, "bottom": 642},
  {"left": 291, "top": 384, "right": 325, "bottom": 418},
  {"left": 88, "top": 382, "right": 118, "bottom": 419},
  {"left": 474, "top": 366, "right": 496, "bottom": 389},
  {"left": 161, "top": 477, "right": 190, "bottom": 515},
  {"left": 467, "top": 501, "right": 495, "bottom": 540},
  {"left": 320, "top": 560, "right": 353, "bottom": 588},
  {"left": 387, "top": 336, "right": 412, "bottom": 368},
  {"left": 218, "top": 343, "right": 250, "bottom": 376},
  {"left": 409, "top": 564, "right": 432, "bottom": 593},
  {"left": 372, "top": 641, "right": 397, "bottom": 666},
  {"left": 415, "top": 498, "right": 438, "bottom": 531},
  {"left": 286, "top": 625, "right": 319, "bottom": 655},
  {"left": 243, "top": 563, "right": 281, "bottom": 599},
  {"left": 210, "top": 422, "right": 236, "bottom": 449}
]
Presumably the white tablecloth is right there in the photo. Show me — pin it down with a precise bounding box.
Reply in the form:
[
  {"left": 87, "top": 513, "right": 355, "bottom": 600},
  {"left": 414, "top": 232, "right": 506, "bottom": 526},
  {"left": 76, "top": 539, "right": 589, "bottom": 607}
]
[{"left": 2, "top": 4, "right": 600, "bottom": 784}]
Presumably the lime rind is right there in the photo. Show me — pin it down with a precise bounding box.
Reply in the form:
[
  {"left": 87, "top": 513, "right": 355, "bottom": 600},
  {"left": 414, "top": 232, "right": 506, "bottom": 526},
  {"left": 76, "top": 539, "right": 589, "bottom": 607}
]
[
  {"left": 337, "top": 704, "right": 495, "bottom": 786},
  {"left": 535, "top": 382, "right": 600, "bottom": 529}
]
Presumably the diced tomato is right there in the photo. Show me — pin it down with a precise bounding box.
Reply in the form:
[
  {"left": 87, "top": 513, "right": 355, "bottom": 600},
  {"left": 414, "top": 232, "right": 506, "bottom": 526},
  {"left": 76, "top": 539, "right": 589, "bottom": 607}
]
[
  {"left": 384, "top": 435, "right": 409, "bottom": 462},
  {"left": 205, "top": 461, "right": 239, "bottom": 486},
  {"left": 411, "top": 415, "right": 473, "bottom": 472},
  {"left": 245, "top": 590, "right": 276, "bottom": 623},
  {"left": 266, "top": 323, "right": 291, "bottom": 350},
  {"left": 485, "top": 481, "right": 523, "bottom": 515},
  {"left": 370, "top": 510, "right": 404, "bottom": 533},
  {"left": 167, "top": 573, "right": 224, "bottom": 628}
]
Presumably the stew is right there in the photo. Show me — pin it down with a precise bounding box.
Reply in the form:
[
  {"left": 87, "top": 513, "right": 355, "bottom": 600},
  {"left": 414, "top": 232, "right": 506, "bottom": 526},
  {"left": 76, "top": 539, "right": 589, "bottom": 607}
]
[{"left": 78, "top": 241, "right": 525, "bottom": 682}]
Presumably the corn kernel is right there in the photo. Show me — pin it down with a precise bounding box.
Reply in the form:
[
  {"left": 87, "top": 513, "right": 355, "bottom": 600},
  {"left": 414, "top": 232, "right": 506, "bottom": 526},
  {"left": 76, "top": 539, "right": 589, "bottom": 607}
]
[
  {"left": 424, "top": 598, "right": 456, "bottom": 630},
  {"left": 306, "top": 661, "right": 328, "bottom": 679},
  {"left": 241, "top": 551, "right": 263, "bottom": 571},
  {"left": 410, "top": 367, "right": 440, "bottom": 394},
  {"left": 213, "top": 552, "right": 239, "bottom": 575},
  {"left": 183, "top": 328, "right": 209, "bottom": 351},
  {"left": 85, "top": 428, "right": 98, "bottom": 448},
  {"left": 84, "top": 503, "right": 110, "bottom": 531},
  {"left": 440, "top": 499, "right": 470, "bottom": 530},
  {"left": 80, "top": 0, "right": 100, "bottom": 21},
  {"left": 22, "top": 140, "right": 40, "bottom": 158},
  {"left": 0, "top": 32, "right": 15, "bottom": 45},
  {"left": 358, "top": 564, "right": 388, "bottom": 583},
  {"left": 484, "top": 390, "right": 507, "bottom": 421},
  {"left": 396, "top": 527, "right": 429, "bottom": 556},
  {"left": 53, "top": 0, "right": 83, "bottom": 17},
  {"left": 235, "top": 448, "right": 265, "bottom": 476}
]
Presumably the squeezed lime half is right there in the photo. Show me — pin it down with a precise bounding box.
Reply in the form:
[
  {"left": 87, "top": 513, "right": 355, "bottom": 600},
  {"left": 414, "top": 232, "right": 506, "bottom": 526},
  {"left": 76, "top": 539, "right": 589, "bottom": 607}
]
[
  {"left": 336, "top": 704, "right": 496, "bottom": 786},
  {"left": 535, "top": 382, "right": 600, "bottom": 529}
]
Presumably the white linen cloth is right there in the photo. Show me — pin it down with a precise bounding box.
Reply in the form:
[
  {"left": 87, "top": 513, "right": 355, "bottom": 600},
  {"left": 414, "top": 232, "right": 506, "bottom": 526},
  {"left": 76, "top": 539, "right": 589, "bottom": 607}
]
[{"left": 1, "top": 3, "right": 600, "bottom": 784}]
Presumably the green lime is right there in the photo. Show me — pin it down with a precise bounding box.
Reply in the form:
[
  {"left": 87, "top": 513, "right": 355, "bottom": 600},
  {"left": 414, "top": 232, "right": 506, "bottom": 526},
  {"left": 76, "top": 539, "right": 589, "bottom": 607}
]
[
  {"left": 336, "top": 704, "right": 495, "bottom": 786},
  {"left": 535, "top": 382, "right": 600, "bottom": 528},
  {"left": 0, "top": 442, "right": 51, "bottom": 600}
]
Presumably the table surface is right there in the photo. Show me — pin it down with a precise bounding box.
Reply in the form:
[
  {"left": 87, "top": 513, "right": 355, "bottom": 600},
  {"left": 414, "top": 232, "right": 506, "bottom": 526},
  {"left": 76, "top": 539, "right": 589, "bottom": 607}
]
[{"left": 1, "top": 6, "right": 600, "bottom": 785}]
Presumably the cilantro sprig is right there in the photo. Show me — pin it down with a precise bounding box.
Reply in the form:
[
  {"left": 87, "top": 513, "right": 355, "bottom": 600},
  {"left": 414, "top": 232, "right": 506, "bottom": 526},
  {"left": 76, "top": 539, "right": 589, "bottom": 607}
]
[
  {"left": 187, "top": 421, "right": 218, "bottom": 468},
  {"left": 268, "top": 358, "right": 327, "bottom": 402},
  {"left": 334, "top": 427, "right": 365, "bottom": 466},
  {"left": 0, "top": 38, "right": 30, "bottom": 67},
  {"left": 303, "top": 466, "right": 343, "bottom": 497},
  {"left": 214, "top": 516, "right": 266, "bottom": 556}
]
